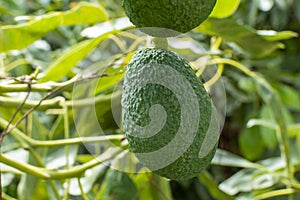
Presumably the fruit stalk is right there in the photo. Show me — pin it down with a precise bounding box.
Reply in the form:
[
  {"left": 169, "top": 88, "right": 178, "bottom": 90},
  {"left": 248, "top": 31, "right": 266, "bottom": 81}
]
[{"left": 152, "top": 37, "right": 168, "bottom": 49}]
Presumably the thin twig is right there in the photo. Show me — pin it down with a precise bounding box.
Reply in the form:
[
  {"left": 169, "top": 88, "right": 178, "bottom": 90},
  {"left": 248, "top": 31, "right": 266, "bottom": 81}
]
[
  {"left": 5, "top": 73, "right": 109, "bottom": 135},
  {"left": 0, "top": 83, "right": 31, "bottom": 200},
  {"left": 0, "top": 54, "right": 129, "bottom": 198},
  {"left": 0, "top": 84, "right": 31, "bottom": 145}
]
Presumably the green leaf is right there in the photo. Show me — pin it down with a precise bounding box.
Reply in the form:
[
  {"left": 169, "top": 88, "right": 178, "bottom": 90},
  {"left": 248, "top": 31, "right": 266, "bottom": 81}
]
[
  {"left": 102, "top": 169, "right": 138, "bottom": 200},
  {"left": 2, "top": 134, "right": 20, "bottom": 153},
  {"left": 17, "top": 114, "right": 50, "bottom": 200},
  {"left": 257, "top": 30, "right": 298, "bottom": 41},
  {"left": 220, "top": 157, "right": 284, "bottom": 196},
  {"left": 134, "top": 173, "right": 154, "bottom": 200},
  {"left": 2, "top": 173, "right": 15, "bottom": 187},
  {"left": 94, "top": 53, "right": 132, "bottom": 94},
  {"left": 0, "top": 148, "right": 28, "bottom": 174},
  {"left": 288, "top": 124, "right": 300, "bottom": 137},
  {"left": 210, "top": 0, "right": 241, "bottom": 18},
  {"left": 45, "top": 146, "right": 78, "bottom": 169},
  {"left": 219, "top": 168, "right": 278, "bottom": 196},
  {"left": 0, "top": 106, "right": 26, "bottom": 128},
  {"left": 25, "top": 180, "right": 51, "bottom": 200},
  {"left": 69, "top": 164, "right": 108, "bottom": 196},
  {"left": 247, "top": 119, "right": 277, "bottom": 130},
  {"left": 223, "top": 77, "right": 254, "bottom": 103},
  {"left": 272, "top": 83, "right": 300, "bottom": 111},
  {"left": 212, "top": 149, "right": 264, "bottom": 169},
  {"left": 39, "top": 34, "right": 112, "bottom": 82},
  {"left": 62, "top": 3, "right": 108, "bottom": 26},
  {"left": 0, "top": 0, "right": 24, "bottom": 16},
  {"left": 199, "top": 171, "right": 234, "bottom": 200},
  {"left": 0, "top": 2, "right": 108, "bottom": 52},
  {"left": 259, "top": 106, "right": 278, "bottom": 150},
  {"left": 134, "top": 173, "right": 172, "bottom": 200},
  {"left": 150, "top": 174, "right": 172, "bottom": 200},
  {"left": 238, "top": 126, "right": 264, "bottom": 161},
  {"left": 110, "top": 150, "right": 140, "bottom": 174},
  {"left": 81, "top": 17, "right": 134, "bottom": 39},
  {"left": 96, "top": 69, "right": 125, "bottom": 94},
  {"left": 197, "top": 18, "right": 284, "bottom": 58},
  {"left": 73, "top": 91, "right": 121, "bottom": 136},
  {"left": 18, "top": 171, "right": 40, "bottom": 200}
]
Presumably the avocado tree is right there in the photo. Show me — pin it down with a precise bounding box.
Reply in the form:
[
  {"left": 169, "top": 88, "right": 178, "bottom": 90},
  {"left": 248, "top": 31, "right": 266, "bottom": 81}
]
[{"left": 0, "top": 0, "right": 300, "bottom": 199}]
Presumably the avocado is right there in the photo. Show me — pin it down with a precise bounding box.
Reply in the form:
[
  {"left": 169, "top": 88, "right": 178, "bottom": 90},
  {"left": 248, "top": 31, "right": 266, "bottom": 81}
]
[
  {"left": 122, "top": 48, "right": 217, "bottom": 180},
  {"left": 122, "top": 0, "right": 216, "bottom": 36}
]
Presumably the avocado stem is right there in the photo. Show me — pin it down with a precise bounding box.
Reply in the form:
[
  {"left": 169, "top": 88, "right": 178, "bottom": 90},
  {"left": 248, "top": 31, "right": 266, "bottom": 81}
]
[{"left": 152, "top": 37, "right": 168, "bottom": 49}]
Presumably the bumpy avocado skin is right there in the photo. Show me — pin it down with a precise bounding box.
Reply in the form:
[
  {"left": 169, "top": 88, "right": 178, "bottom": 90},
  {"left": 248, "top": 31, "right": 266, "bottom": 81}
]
[
  {"left": 122, "top": 48, "right": 216, "bottom": 180},
  {"left": 122, "top": 0, "right": 216, "bottom": 34}
]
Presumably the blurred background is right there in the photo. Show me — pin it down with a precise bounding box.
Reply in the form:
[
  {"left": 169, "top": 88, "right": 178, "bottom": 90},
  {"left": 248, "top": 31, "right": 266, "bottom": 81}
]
[{"left": 1, "top": 0, "right": 300, "bottom": 199}]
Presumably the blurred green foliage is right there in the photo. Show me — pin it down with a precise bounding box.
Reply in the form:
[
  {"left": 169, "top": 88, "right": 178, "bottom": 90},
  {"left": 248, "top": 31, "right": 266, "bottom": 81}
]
[{"left": 0, "top": 0, "right": 300, "bottom": 199}]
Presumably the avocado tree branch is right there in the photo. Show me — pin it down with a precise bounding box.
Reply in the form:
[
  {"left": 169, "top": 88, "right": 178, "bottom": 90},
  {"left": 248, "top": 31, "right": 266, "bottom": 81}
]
[
  {"left": 46, "top": 147, "right": 121, "bottom": 179},
  {"left": 0, "top": 90, "right": 121, "bottom": 111},
  {"left": 0, "top": 117, "right": 124, "bottom": 148},
  {"left": 210, "top": 57, "right": 294, "bottom": 192},
  {"left": 0, "top": 83, "right": 31, "bottom": 200},
  {"left": 0, "top": 147, "right": 122, "bottom": 179}
]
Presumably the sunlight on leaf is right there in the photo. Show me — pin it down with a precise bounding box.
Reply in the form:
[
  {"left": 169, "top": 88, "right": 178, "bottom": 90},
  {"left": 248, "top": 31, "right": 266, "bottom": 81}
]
[
  {"left": 0, "top": 2, "right": 108, "bottom": 52},
  {"left": 257, "top": 30, "right": 298, "bottom": 41},
  {"left": 219, "top": 157, "right": 284, "bottom": 195},
  {"left": 257, "top": 0, "right": 274, "bottom": 12},
  {"left": 134, "top": 173, "right": 172, "bottom": 200},
  {"left": 288, "top": 124, "right": 300, "bottom": 137},
  {"left": 247, "top": 119, "right": 277, "bottom": 130},
  {"left": 212, "top": 149, "right": 265, "bottom": 169},
  {"left": 210, "top": 0, "right": 240, "bottom": 18},
  {"left": 1, "top": 173, "right": 14, "bottom": 187},
  {"left": 69, "top": 163, "right": 108, "bottom": 196},
  {"left": 197, "top": 18, "right": 285, "bottom": 58},
  {"left": 81, "top": 17, "right": 133, "bottom": 39},
  {"left": 39, "top": 33, "right": 112, "bottom": 82}
]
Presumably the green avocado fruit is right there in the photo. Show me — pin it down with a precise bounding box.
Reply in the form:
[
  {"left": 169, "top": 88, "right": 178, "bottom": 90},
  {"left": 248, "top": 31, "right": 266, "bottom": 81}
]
[
  {"left": 122, "top": 0, "right": 216, "bottom": 36},
  {"left": 122, "top": 48, "right": 217, "bottom": 180}
]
